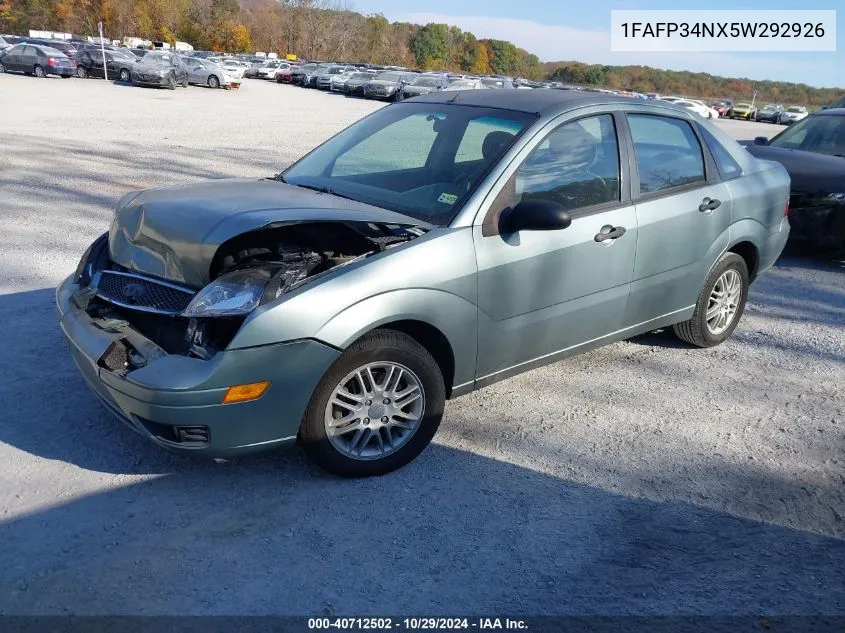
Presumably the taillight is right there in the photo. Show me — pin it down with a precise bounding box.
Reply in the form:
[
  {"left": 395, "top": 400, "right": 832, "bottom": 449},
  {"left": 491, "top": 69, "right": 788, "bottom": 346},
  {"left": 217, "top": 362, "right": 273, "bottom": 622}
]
[
  {"left": 784, "top": 201, "right": 791, "bottom": 217},
  {"left": 47, "top": 57, "right": 56, "bottom": 65}
]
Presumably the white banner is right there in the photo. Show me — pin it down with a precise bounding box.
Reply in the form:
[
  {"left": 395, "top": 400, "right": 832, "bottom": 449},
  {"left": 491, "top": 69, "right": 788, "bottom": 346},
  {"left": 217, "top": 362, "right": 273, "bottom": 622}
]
[{"left": 611, "top": 10, "right": 836, "bottom": 52}]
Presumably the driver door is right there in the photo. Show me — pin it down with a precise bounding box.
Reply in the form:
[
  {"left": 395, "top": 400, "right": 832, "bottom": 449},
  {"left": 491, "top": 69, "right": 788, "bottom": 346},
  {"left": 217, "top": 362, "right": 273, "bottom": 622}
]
[{"left": 472, "top": 111, "right": 638, "bottom": 384}]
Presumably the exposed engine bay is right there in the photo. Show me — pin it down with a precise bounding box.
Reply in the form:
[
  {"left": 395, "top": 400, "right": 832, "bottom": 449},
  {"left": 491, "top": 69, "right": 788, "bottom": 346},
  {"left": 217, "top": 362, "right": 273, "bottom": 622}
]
[{"left": 76, "top": 221, "right": 424, "bottom": 366}]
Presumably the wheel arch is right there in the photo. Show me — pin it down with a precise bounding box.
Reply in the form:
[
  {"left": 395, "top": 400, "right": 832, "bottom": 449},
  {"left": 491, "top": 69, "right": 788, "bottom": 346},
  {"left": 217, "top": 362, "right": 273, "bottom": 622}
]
[
  {"left": 727, "top": 240, "right": 760, "bottom": 281},
  {"left": 369, "top": 320, "right": 456, "bottom": 399}
]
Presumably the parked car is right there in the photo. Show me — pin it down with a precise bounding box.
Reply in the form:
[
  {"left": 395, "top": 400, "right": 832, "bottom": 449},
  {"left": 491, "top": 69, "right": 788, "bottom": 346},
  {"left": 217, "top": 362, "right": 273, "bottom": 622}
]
[
  {"left": 182, "top": 56, "right": 240, "bottom": 89},
  {"left": 756, "top": 103, "right": 784, "bottom": 123},
  {"left": 0, "top": 44, "right": 75, "bottom": 78},
  {"left": 220, "top": 58, "right": 250, "bottom": 79},
  {"left": 24, "top": 38, "right": 78, "bottom": 59},
  {"left": 480, "top": 77, "right": 514, "bottom": 89},
  {"left": 74, "top": 48, "right": 137, "bottom": 82},
  {"left": 442, "top": 78, "right": 485, "bottom": 91},
  {"left": 59, "top": 91, "right": 790, "bottom": 476},
  {"left": 747, "top": 108, "right": 845, "bottom": 253},
  {"left": 342, "top": 71, "right": 376, "bottom": 96},
  {"left": 329, "top": 68, "right": 358, "bottom": 91},
  {"left": 398, "top": 74, "right": 450, "bottom": 100},
  {"left": 674, "top": 99, "right": 719, "bottom": 119},
  {"left": 130, "top": 51, "right": 188, "bottom": 89},
  {"left": 362, "top": 71, "right": 416, "bottom": 100},
  {"left": 304, "top": 63, "right": 332, "bottom": 88},
  {"left": 729, "top": 103, "right": 757, "bottom": 120},
  {"left": 0, "top": 36, "right": 12, "bottom": 51},
  {"left": 316, "top": 65, "right": 355, "bottom": 90},
  {"left": 710, "top": 101, "right": 730, "bottom": 117},
  {"left": 779, "top": 106, "right": 809, "bottom": 125},
  {"left": 256, "top": 60, "right": 286, "bottom": 80},
  {"left": 243, "top": 60, "right": 264, "bottom": 79},
  {"left": 291, "top": 62, "right": 317, "bottom": 86}
]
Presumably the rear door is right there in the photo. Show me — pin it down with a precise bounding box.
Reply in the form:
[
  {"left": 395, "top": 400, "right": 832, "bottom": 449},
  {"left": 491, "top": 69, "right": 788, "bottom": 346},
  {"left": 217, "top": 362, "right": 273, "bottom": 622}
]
[{"left": 621, "top": 111, "right": 732, "bottom": 327}]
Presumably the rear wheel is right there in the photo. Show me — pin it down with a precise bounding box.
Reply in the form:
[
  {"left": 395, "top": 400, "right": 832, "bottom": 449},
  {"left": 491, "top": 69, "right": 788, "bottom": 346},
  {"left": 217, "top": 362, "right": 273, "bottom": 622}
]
[
  {"left": 181, "top": 74, "right": 188, "bottom": 88},
  {"left": 208, "top": 75, "right": 219, "bottom": 89},
  {"left": 299, "top": 329, "right": 445, "bottom": 477},
  {"left": 77, "top": 66, "right": 88, "bottom": 78},
  {"left": 34, "top": 64, "right": 46, "bottom": 78},
  {"left": 119, "top": 68, "right": 130, "bottom": 82},
  {"left": 0, "top": 61, "right": 5, "bottom": 73},
  {"left": 167, "top": 73, "right": 176, "bottom": 90},
  {"left": 673, "top": 252, "right": 749, "bottom": 348}
]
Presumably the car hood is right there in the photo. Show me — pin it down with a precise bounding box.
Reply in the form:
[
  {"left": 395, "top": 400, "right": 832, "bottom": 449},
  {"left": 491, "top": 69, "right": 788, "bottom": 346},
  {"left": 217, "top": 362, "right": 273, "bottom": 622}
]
[
  {"left": 108, "top": 178, "right": 427, "bottom": 288},
  {"left": 746, "top": 145, "right": 845, "bottom": 194},
  {"left": 366, "top": 80, "right": 398, "bottom": 87},
  {"left": 404, "top": 86, "right": 433, "bottom": 94}
]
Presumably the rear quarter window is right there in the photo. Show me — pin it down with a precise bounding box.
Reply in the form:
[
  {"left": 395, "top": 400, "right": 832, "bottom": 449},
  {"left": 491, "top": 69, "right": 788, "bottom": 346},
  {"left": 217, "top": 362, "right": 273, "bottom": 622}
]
[{"left": 698, "top": 125, "right": 742, "bottom": 180}]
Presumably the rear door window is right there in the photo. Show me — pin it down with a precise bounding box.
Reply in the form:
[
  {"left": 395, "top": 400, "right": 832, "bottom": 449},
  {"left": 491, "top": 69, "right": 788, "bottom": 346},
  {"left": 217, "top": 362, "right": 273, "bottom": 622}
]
[{"left": 627, "top": 114, "right": 706, "bottom": 194}]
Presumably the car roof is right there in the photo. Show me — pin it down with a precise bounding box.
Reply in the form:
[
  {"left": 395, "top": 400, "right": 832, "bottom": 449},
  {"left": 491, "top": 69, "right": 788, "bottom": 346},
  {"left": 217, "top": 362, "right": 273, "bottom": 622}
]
[
  {"left": 817, "top": 108, "right": 845, "bottom": 116},
  {"left": 410, "top": 88, "right": 646, "bottom": 115}
]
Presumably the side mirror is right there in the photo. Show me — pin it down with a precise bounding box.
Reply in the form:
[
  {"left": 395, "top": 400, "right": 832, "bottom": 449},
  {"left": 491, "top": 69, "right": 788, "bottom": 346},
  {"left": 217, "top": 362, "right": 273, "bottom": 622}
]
[
  {"left": 753, "top": 136, "right": 769, "bottom": 146},
  {"left": 501, "top": 199, "right": 572, "bottom": 233}
]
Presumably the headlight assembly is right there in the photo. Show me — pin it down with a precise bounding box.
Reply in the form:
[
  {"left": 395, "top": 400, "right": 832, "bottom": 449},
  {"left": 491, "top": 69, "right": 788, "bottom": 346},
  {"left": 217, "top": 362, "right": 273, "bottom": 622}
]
[
  {"left": 182, "top": 268, "right": 273, "bottom": 318},
  {"left": 74, "top": 232, "right": 109, "bottom": 286}
]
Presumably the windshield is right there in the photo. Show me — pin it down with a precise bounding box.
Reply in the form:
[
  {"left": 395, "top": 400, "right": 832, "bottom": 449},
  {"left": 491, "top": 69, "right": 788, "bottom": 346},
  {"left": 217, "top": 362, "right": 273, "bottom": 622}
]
[
  {"left": 450, "top": 80, "right": 476, "bottom": 88},
  {"left": 481, "top": 78, "right": 505, "bottom": 88},
  {"left": 413, "top": 77, "right": 441, "bottom": 87},
  {"left": 143, "top": 53, "right": 173, "bottom": 66},
  {"left": 768, "top": 114, "right": 845, "bottom": 157},
  {"left": 735, "top": 103, "right": 751, "bottom": 108},
  {"left": 762, "top": 104, "right": 779, "bottom": 110},
  {"left": 350, "top": 73, "right": 372, "bottom": 80},
  {"left": 374, "top": 71, "right": 403, "bottom": 81},
  {"left": 281, "top": 103, "right": 535, "bottom": 226}
]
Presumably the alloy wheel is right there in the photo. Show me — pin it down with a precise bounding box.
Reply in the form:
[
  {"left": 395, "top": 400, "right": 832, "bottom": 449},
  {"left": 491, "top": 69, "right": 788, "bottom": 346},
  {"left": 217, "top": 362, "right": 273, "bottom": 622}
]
[
  {"left": 34, "top": 65, "right": 45, "bottom": 78},
  {"left": 324, "top": 361, "right": 425, "bottom": 460},
  {"left": 706, "top": 269, "right": 742, "bottom": 335},
  {"left": 119, "top": 68, "right": 130, "bottom": 82}
]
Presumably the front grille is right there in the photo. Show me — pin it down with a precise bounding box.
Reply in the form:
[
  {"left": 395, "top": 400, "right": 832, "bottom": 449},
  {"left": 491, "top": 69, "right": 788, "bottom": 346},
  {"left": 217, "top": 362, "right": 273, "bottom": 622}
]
[{"left": 95, "top": 270, "right": 195, "bottom": 315}]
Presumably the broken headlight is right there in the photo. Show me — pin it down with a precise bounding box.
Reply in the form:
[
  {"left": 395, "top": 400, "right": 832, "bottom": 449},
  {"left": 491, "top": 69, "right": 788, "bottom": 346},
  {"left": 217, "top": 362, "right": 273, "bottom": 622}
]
[
  {"left": 182, "top": 268, "right": 273, "bottom": 318},
  {"left": 74, "top": 232, "right": 109, "bottom": 286}
]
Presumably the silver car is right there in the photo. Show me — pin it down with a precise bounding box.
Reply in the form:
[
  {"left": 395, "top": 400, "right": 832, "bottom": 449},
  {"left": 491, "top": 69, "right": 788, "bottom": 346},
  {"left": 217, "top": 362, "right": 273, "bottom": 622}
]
[
  {"left": 58, "top": 90, "right": 790, "bottom": 477},
  {"left": 183, "top": 57, "right": 239, "bottom": 89}
]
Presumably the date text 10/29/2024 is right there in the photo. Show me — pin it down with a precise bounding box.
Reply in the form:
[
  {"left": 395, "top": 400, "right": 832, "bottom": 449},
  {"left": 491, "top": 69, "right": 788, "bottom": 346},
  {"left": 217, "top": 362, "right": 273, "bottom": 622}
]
[{"left": 308, "top": 618, "right": 528, "bottom": 630}]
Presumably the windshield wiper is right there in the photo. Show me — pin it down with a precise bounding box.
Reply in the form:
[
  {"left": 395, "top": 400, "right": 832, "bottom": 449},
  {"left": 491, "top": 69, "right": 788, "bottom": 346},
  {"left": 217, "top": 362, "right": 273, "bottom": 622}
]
[{"left": 291, "top": 182, "right": 357, "bottom": 201}]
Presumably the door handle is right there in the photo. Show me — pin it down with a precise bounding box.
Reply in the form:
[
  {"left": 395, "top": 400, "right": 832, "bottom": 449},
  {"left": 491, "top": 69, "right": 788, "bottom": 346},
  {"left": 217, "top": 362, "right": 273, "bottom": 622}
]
[
  {"left": 699, "top": 197, "right": 722, "bottom": 212},
  {"left": 594, "top": 225, "right": 627, "bottom": 242}
]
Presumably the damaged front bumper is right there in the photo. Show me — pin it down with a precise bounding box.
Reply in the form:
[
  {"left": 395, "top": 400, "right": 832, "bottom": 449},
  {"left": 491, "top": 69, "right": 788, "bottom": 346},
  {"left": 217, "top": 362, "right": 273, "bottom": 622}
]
[{"left": 56, "top": 274, "right": 340, "bottom": 457}]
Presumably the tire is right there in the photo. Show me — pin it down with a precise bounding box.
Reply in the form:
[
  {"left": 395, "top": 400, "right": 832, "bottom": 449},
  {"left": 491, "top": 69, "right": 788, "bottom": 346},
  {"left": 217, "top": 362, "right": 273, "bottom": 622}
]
[
  {"left": 673, "top": 252, "right": 749, "bottom": 348},
  {"left": 181, "top": 75, "right": 188, "bottom": 88},
  {"left": 119, "top": 68, "right": 130, "bottom": 82},
  {"left": 34, "top": 64, "right": 46, "bottom": 78},
  {"left": 299, "top": 329, "right": 446, "bottom": 477},
  {"left": 167, "top": 73, "right": 176, "bottom": 90},
  {"left": 77, "top": 66, "right": 88, "bottom": 78},
  {"left": 208, "top": 75, "right": 219, "bottom": 89},
  {"left": 0, "top": 62, "right": 5, "bottom": 73}
]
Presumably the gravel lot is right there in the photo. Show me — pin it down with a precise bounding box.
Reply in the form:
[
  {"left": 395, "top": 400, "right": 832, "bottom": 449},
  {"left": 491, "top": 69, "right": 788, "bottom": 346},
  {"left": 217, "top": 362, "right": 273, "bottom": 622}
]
[{"left": 0, "top": 75, "right": 843, "bottom": 617}]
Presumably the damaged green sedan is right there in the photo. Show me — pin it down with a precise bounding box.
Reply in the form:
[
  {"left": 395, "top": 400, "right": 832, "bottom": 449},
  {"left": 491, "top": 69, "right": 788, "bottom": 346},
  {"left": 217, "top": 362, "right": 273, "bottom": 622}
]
[{"left": 58, "top": 90, "right": 790, "bottom": 476}]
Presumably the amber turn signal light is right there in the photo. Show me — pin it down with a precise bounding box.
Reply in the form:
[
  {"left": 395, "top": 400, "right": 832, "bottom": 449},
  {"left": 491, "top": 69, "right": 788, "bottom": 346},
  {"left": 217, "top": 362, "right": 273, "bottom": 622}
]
[{"left": 222, "top": 381, "right": 271, "bottom": 404}]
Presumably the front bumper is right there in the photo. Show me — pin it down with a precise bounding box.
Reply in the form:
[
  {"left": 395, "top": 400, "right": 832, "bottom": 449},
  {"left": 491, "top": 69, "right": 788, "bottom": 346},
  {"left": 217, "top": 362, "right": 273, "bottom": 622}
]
[
  {"left": 57, "top": 275, "right": 340, "bottom": 457},
  {"left": 131, "top": 73, "right": 169, "bottom": 86}
]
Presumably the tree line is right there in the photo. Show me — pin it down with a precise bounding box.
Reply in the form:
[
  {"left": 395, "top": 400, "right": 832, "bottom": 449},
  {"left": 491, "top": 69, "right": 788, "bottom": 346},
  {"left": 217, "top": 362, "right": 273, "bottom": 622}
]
[
  {"left": 0, "top": 0, "right": 544, "bottom": 78},
  {"left": 546, "top": 61, "right": 842, "bottom": 108},
  {"left": 3, "top": 1, "right": 840, "bottom": 103}
]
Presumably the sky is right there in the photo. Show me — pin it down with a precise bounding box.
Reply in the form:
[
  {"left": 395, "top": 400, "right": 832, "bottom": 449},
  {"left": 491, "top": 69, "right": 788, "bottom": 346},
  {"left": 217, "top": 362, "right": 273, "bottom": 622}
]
[{"left": 350, "top": 0, "right": 845, "bottom": 88}]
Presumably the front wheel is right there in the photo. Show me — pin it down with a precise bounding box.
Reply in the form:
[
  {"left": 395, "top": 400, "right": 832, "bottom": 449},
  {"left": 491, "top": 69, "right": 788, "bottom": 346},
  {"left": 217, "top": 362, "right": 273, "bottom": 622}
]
[
  {"left": 299, "top": 329, "right": 445, "bottom": 477},
  {"left": 119, "top": 68, "right": 130, "bottom": 82},
  {"left": 77, "top": 66, "right": 88, "bottom": 78},
  {"left": 208, "top": 75, "right": 219, "bottom": 89},
  {"left": 673, "top": 252, "right": 749, "bottom": 347},
  {"left": 34, "top": 64, "right": 46, "bottom": 78},
  {"left": 181, "top": 74, "right": 188, "bottom": 88},
  {"left": 0, "top": 61, "right": 6, "bottom": 73},
  {"left": 167, "top": 73, "right": 176, "bottom": 90}
]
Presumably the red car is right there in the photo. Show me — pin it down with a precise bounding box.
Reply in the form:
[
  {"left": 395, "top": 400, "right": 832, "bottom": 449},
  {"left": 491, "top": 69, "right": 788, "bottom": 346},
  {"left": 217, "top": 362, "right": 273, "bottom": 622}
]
[
  {"left": 710, "top": 101, "right": 730, "bottom": 117},
  {"left": 275, "top": 67, "right": 293, "bottom": 83}
]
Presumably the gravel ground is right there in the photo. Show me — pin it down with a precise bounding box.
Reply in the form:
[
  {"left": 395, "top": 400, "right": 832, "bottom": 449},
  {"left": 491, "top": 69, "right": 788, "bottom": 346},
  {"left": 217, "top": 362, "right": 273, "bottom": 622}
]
[{"left": 0, "top": 75, "right": 843, "bottom": 617}]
